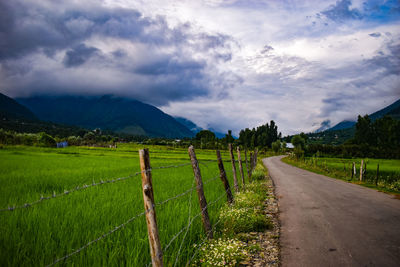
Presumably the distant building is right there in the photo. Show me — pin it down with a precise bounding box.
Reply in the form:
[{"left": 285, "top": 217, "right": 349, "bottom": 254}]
[
  {"left": 286, "top": 143, "right": 294, "bottom": 149},
  {"left": 56, "top": 141, "right": 68, "bottom": 148}
]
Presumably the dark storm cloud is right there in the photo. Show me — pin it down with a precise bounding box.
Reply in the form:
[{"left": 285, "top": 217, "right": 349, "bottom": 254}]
[
  {"left": 0, "top": 0, "right": 237, "bottom": 105},
  {"left": 63, "top": 44, "right": 99, "bottom": 67},
  {"left": 321, "top": 0, "right": 362, "bottom": 22},
  {"left": 369, "top": 32, "right": 381, "bottom": 38}
]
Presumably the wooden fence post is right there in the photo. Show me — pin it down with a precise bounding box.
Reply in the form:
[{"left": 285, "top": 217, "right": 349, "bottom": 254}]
[
  {"left": 352, "top": 162, "right": 355, "bottom": 179},
  {"left": 245, "top": 149, "right": 251, "bottom": 182},
  {"left": 228, "top": 144, "right": 239, "bottom": 192},
  {"left": 375, "top": 164, "right": 379, "bottom": 186},
  {"left": 250, "top": 152, "right": 254, "bottom": 173},
  {"left": 216, "top": 150, "right": 234, "bottom": 204},
  {"left": 188, "top": 146, "right": 213, "bottom": 239},
  {"left": 360, "top": 160, "right": 364, "bottom": 181},
  {"left": 139, "top": 149, "right": 163, "bottom": 267},
  {"left": 237, "top": 147, "right": 245, "bottom": 190}
]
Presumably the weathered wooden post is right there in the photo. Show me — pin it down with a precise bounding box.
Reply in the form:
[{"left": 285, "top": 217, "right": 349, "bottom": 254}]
[
  {"left": 352, "top": 162, "right": 355, "bottom": 179},
  {"left": 188, "top": 146, "right": 213, "bottom": 239},
  {"left": 250, "top": 152, "right": 254, "bottom": 171},
  {"left": 216, "top": 150, "right": 234, "bottom": 204},
  {"left": 375, "top": 164, "right": 379, "bottom": 186},
  {"left": 254, "top": 148, "right": 258, "bottom": 166},
  {"left": 245, "top": 148, "right": 251, "bottom": 181},
  {"left": 237, "top": 147, "right": 245, "bottom": 190},
  {"left": 139, "top": 149, "right": 163, "bottom": 267},
  {"left": 359, "top": 160, "right": 364, "bottom": 181},
  {"left": 228, "top": 144, "right": 239, "bottom": 192}
]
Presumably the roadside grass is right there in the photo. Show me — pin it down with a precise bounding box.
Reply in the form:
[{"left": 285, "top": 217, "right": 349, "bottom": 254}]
[
  {"left": 282, "top": 156, "right": 400, "bottom": 195},
  {"left": 0, "top": 144, "right": 242, "bottom": 266},
  {"left": 193, "top": 162, "right": 272, "bottom": 266}
]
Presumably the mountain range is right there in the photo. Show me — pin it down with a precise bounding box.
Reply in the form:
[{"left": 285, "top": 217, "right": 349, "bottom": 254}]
[
  {"left": 305, "top": 98, "right": 400, "bottom": 145},
  {"left": 15, "top": 95, "right": 196, "bottom": 138},
  {"left": 327, "top": 99, "right": 400, "bottom": 131}
]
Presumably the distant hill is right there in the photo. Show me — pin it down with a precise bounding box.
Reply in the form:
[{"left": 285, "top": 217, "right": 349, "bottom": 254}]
[
  {"left": 174, "top": 117, "right": 203, "bottom": 133},
  {"left": 306, "top": 98, "right": 400, "bottom": 145},
  {"left": 328, "top": 99, "right": 400, "bottom": 131},
  {"left": 174, "top": 117, "right": 231, "bottom": 138},
  {"left": 0, "top": 93, "right": 37, "bottom": 121},
  {"left": 0, "top": 93, "right": 87, "bottom": 137},
  {"left": 17, "top": 95, "right": 194, "bottom": 138}
]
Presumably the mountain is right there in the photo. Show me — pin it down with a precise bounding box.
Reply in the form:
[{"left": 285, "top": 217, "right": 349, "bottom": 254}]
[
  {"left": 174, "top": 117, "right": 230, "bottom": 138},
  {"left": 328, "top": 120, "right": 356, "bottom": 131},
  {"left": 1, "top": 93, "right": 87, "bottom": 137},
  {"left": 328, "top": 99, "right": 400, "bottom": 131},
  {"left": 174, "top": 117, "right": 203, "bottom": 133},
  {"left": 17, "top": 95, "right": 194, "bottom": 138},
  {"left": 306, "top": 98, "right": 400, "bottom": 145},
  {"left": 0, "top": 93, "right": 37, "bottom": 121}
]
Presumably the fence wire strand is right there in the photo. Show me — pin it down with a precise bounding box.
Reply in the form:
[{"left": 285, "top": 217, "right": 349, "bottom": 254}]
[
  {"left": 1, "top": 162, "right": 192, "bottom": 212},
  {"left": 45, "top": 208, "right": 149, "bottom": 267}
]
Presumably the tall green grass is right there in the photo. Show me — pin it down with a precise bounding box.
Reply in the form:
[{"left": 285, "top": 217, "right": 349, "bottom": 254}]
[
  {"left": 0, "top": 144, "right": 246, "bottom": 266},
  {"left": 283, "top": 156, "right": 400, "bottom": 193}
]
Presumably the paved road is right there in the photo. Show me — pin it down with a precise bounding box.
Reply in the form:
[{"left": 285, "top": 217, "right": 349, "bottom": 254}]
[{"left": 263, "top": 156, "right": 400, "bottom": 267}]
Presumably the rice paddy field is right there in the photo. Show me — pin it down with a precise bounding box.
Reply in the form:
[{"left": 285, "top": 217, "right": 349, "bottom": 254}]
[
  {"left": 0, "top": 144, "right": 246, "bottom": 266},
  {"left": 283, "top": 156, "right": 400, "bottom": 193}
]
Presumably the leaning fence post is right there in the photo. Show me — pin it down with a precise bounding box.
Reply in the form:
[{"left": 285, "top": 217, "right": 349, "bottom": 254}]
[
  {"left": 359, "top": 160, "right": 364, "bottom": 182},
  {"left": 188, "top": 146, "right": 213, "bottom": 239},
  {"left": 237, "top": 147, "right": 245, "bottom": 190},
  {"left": 250, "top": 152, "right": 254, "bottom": 174},
  {"left": 375, "top": 164, "right": 379, "bottom": 186},
  {"left": 216, "top": 150, "right": 234, "bottom": 204},
  {"left": 139, "top": 149, "right": 163, "bottom": 267},
  {"left": 228, "top": 144, "right": 239, "bottom": 192},
  {"left": 245, "top": 149, "right": 251, "bottom": 182}
]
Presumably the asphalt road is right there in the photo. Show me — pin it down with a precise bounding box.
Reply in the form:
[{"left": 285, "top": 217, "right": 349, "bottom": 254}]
[{"left": 263, "top": 156, "right": 400, "bottom": 267}]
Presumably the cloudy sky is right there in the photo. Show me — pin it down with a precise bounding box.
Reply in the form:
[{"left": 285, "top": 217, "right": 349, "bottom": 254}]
[{"left": 0, "top": 0, "right": 399, "bottom": 135}]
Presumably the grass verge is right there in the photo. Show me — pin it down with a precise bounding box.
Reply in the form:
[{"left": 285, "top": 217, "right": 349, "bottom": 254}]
[
  {"left": 282, "top": 156, "right": 400, "bottom": 196},
  {"left": 192, "top": 162, "right": 279, "bottom": 266}
]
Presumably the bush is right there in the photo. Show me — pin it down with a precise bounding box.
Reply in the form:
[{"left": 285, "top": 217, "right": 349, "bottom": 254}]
[
  {"left": 193, "top": 238, "right": 248, "bottom": 266},
  {"left": 38, "top": 132, "right": 56, "bottom": 147}
]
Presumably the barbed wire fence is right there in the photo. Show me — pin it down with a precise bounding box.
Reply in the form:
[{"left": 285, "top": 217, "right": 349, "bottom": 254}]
[{"left": 2, "top": 145, "right": 251, "bottom": 267}]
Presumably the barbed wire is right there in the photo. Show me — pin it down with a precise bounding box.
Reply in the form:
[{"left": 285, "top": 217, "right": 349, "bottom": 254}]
[
  {"left": 162, "top": 186, "right": 228, "bottom": 255},
  {"left": 45, "top": 207, "right": 149, "bottom": 267},
  {"left": 155, "top": 174, "right": 220, "bottom": 207},
  {"left": 1, "top": 162, "right": 192, "bottom": 212}
]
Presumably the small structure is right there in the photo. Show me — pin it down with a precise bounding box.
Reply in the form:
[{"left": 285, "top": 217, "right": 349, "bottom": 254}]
[
  {"left": 286, "top": 143, "right": 295, "bottom": 149},
  {"left": 56, "top": 141, "right": 68, "bottom": 148}
]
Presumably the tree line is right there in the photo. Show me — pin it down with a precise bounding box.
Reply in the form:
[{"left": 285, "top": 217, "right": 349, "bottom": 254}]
[
  {"left": 0, "top": 120, "right": 283, "bottom": 151},
  {"left": 289, "top": 115, "right": 400, "bottom": 159}
]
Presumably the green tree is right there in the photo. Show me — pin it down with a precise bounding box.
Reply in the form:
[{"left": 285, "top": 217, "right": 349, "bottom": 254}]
[
  {"left": 271, "top": 140, "right": 281, "bottom": 153},
  {"left": 291, "top": 135, "right": 305, "bottom": 150},
  {"left": 38, "top": 132, "right": 56, "bottom": 147}
]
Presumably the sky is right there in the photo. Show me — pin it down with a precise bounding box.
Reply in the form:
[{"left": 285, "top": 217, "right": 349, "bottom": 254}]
[{"left": 0, "top": 0, "right": 399, "bottom": 135}]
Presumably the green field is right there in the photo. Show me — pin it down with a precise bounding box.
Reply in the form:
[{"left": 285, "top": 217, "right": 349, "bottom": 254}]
[
  {"left": 283, "top": 156, "right": 400, "bottom": 193},
  {"left": 0, "top": 144, "right": 247, "bottom": 266}
]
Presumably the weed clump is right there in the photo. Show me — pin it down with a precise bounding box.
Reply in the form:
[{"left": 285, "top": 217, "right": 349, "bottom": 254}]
[{"left": 193, "top": 238, "right": 248, "bottom": 266}]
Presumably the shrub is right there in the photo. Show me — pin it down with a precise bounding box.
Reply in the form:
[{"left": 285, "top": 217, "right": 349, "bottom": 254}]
[{"left": 193, "top": 238, "right": 248, "bottom": 266}]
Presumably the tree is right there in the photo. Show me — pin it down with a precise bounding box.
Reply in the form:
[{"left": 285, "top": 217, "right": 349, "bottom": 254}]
[
  {"left": 271, "top": 140, "right": 281, "bottom": 153},
  {"left": 354, "top": 115, "right": 376, "bottom": 145},
  {"left": 291, "top": 135, "right": 305, "bottom": 150},
  {"left": 195, "top": 130, "right": 216, "bottom": 149},
  {"left": 38, "top": 132, "right": 56, "bottom": 147}
]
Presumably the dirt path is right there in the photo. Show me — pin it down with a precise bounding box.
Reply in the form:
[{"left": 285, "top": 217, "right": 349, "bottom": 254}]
[{"left": 263, "top": 156, "right": 400, "bottom": 267}]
